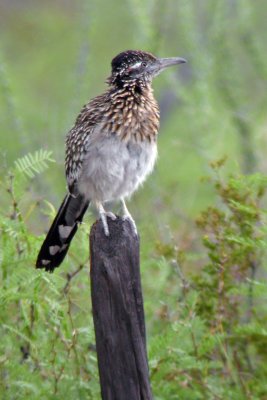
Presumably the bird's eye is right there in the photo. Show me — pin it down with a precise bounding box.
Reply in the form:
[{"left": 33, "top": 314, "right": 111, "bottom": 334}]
[{"left": 141, "top": 62, "right": 147, "bottom": 67}]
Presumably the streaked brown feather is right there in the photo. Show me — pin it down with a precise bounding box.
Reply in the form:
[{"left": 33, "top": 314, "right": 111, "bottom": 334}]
[{"left": 65, "top": 82, "right": 159, "bottom": 187}]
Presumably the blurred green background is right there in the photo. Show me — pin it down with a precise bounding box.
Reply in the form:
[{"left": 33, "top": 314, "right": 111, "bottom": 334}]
[
  {"left": 1, "top": 1, "right": 267, "bottom": 399},
  {"left": 0, "top": 0, "right": 267, "bottom": 228},
  {"left": 2, "top": 0, "right": 266, "bottom": 238}
]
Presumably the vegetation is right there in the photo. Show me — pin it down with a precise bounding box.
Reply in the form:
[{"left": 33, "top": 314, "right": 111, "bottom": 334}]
[{"left": 1, "top": 1, "right": 267, "bottom": 399}]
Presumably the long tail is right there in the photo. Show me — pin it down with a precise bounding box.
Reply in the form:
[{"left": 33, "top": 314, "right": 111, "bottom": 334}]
[{"left": 36, "top": 193, "right": 89, "bottom": 272}]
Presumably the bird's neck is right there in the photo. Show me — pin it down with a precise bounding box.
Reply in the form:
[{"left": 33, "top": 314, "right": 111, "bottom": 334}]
[
  {"left": 109, "top": 76, "right": 151, "bottom": 95},
  {"left": 104, "top": 81, "right": 160, "bottom": 143},
  {"left": 108, "top": 80, "right": 158, "bottom": 116}
]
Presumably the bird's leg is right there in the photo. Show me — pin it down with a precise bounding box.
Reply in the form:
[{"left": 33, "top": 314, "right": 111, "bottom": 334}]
[
  {"left": 95, "top": 201, "right": 116, "bottom": 236},
  {"left": 120, "top": 198, "right": 137, "bottom": 235}
]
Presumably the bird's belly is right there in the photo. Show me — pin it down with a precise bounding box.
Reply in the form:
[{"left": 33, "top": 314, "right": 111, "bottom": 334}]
[{"left": 78, "top": 136, "right": 157, "bottom": 202}]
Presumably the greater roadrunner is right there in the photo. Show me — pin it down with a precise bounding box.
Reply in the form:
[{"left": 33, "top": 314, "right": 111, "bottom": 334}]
[{"left": 36, "top": 50, "right": 186, "bottom": 271}]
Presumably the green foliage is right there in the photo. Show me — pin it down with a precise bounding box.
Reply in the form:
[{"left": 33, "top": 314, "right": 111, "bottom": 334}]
[
  {"left": 194, "top": 163, "right": 267, "bottom": 332},
  {"left": 1, "top": 1, "right": 267, "bottom": 398},
  {"left": 152, "top": 163, "right": 267, "bottom": 399},
  {"left": 0, "top": 153, "right": 99, "bottom": 399},
  {"left": 1, "top": 157, "right": 267, "bottom": 399},
  {"left": 15, "top": 150, "right": 55, "bottom": 179}
]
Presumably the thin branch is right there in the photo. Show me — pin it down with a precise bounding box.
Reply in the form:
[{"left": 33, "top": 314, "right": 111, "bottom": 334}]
[{"left": 62, "top": 264, "right": 84, "bottom": 295}]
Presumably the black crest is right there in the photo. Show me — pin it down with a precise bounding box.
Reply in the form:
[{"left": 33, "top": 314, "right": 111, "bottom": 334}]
[
  {"left": 111, "top": 50, "right": 156, "bottom": 75},
  {"left": 108, "top": 49, "right": 186, "bottom": 86}
]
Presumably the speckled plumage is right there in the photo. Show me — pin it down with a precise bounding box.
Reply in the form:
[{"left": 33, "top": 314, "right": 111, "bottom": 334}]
[
  {"left": 65, "top": 83, "right": 159, "bottom": 195},
  {"left": 36, "top": 50, "right": 186, "bottom": 271}
]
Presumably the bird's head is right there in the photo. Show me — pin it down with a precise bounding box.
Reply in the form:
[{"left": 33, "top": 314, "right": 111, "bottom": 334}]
[{"left": 108, "top": 50, "right": 186, "bottom": 88}]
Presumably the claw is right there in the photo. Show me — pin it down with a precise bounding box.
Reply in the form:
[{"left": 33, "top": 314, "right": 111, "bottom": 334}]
[
  {"left": 106, "top": 211, "right": 117, "bottom": 221},
  {"left": 100, "top": 211, "right": 110, "bottom": 236},
  {"left": 121, "top": 198, "right": 138, "bottom": 236},
  {"left": 95, "top": 202, "right": 117, "bottom": 236},
  {"left": 122, "top": 214, "right": 138, "bottom": 235}
]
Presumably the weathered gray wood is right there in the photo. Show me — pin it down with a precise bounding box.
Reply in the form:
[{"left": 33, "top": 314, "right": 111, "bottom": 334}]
[{"left": 90, "top": 217, "right": 153, "bottom": 400}]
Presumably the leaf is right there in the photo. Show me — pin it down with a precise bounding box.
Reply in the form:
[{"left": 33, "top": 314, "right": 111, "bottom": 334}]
[{"left": 14, "top": 149, "right": 55, "bottom": 179}]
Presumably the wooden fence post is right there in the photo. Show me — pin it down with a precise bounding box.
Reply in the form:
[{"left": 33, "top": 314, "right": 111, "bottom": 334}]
[{"left": 90, "top": 217, "right": 153, "bottom": 400}]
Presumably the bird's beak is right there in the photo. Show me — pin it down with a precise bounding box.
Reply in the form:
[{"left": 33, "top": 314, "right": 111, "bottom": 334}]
[{"left": 148, "top": 56, "right": 187, "bottom": 76}]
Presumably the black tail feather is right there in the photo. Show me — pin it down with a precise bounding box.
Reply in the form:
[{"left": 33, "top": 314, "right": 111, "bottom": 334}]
[{"left": 36, "top": 194, "right": 89, "bottom": 272}]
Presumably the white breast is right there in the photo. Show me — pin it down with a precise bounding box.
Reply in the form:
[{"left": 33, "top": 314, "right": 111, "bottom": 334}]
[{"left": 77, "top": 134, "right": 157, "bottom": 202}]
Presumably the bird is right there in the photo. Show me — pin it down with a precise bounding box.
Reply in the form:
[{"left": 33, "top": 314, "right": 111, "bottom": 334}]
[{"left": 36, "top": 50, "right": 186, "bottom": 272}]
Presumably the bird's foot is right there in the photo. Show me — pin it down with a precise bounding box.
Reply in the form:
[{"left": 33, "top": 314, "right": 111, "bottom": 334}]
[
  {"left": 99, "top": 210, "right": 116, "bottom": 236},
  {"left": 122, "top": 213, "right": 138, "bottom": 235},
  {"left": 95, "top": 201, "right": 116, "bottom": 236},
  {"left": 105, "top": 211, "right": 117, "bottom": 221},
  {"left": 121, "top": 198, "right": 138, "bottom": 236}
]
